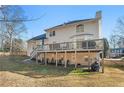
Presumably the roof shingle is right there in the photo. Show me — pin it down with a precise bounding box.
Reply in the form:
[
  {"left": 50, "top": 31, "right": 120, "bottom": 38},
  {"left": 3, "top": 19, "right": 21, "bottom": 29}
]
[
  {"left": 45, "top": 18, "right": 95, "bottom": 31},
  {"left": 28, "top": 34, "right": 46, "bottom": 41}
]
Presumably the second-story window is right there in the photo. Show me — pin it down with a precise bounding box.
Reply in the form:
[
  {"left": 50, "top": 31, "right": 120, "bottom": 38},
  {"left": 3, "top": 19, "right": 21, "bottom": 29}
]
[
  {"left": 76, "top": 24, "right": 84, "bottom": 32},
  {"left": 49, "top": 31, "right": 55, "bottom": 37},
  {"left": 49, "top": 32, "right": 52, "bottom": 37},
  {"left": 53, "top": 31, "right": 55, "bottom": 36}
]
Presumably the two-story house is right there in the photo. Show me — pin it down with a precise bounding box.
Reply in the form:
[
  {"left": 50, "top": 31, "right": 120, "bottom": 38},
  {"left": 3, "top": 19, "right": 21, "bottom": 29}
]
[
  {"left": 27, "top": 11, "right": 102, "bottom": 56},
  {"left": 27, "top": 11, "right": 106, "bottom": 72}
]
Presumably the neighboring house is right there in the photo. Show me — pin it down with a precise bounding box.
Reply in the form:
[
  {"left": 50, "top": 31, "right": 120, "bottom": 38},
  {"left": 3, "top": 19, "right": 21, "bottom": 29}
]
[
  {"left": 109, "top": 38, "right": 124, "bottom": 58},
  {"left": 27, "top": 34, "right": 46, "bottom": 56},
  {"left": 27, "top": 11, "right": 102, "bottom": 56},
  {"left": 109, "top": 48, "right": 124, "bottom": 58}
]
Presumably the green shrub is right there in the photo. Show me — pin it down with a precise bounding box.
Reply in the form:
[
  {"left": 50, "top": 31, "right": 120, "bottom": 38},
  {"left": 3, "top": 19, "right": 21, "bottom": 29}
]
[{"left": 71, "top": 68, "right": 84, "bottom": 73}]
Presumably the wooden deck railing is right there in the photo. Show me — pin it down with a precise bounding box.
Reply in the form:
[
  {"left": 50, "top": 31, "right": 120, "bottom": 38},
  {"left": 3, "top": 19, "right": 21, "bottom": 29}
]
[{"left": 37, "top": 39, "right": 105, "bottom": 51}]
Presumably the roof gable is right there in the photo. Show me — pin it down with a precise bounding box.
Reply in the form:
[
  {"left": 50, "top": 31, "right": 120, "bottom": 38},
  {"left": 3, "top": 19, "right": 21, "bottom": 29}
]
[{"left": 45, "top": 18, "right": 96, "bottom": 31}]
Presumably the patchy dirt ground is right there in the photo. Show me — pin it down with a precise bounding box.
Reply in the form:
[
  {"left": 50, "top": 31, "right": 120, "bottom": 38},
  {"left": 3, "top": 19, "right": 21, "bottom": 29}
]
[{"left": 0, "top": 56, "right": 124, "bottom": 87}]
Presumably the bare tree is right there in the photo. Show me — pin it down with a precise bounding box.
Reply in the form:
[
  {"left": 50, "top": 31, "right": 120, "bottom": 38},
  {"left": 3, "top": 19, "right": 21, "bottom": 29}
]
[
  {"left": 109, "top": 34, "right": 119, "bottom": 48},
  {"left": 116, "top": 17, "right": 124, "bottom": 37},
  {"left": 0, "top": 5, "right": 44, "bottom": 53},
  {"left": 109, "top": 16, "right": 124, "bottom": 48},
  {"left": 0, "top": 5, "right": 27, "bottom": 53}
]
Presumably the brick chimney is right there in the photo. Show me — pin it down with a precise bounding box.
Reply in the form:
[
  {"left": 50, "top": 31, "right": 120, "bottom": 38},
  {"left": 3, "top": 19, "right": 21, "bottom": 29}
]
[{"left": 96, "top": 11, "right": 102, "bottom": 19}]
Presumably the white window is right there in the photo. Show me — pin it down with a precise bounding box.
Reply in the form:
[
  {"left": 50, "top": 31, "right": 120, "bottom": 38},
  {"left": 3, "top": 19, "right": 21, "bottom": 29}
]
[
  {"left": 49, "top": 31, "right": 55, "bottom": 37},
  {"left": 76, "top": 24, "right": 84, "bottom": 32},
  {"left": 53, "top": 31, "right": 55, "bottom": 36},
  {"left": 49, "top": 32, "right": 52, "bottom": 37}
]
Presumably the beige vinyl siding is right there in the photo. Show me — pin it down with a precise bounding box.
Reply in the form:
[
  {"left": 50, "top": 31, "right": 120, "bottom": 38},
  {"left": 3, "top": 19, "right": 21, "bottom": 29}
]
[{"left": 46, "top": 19, "right": 101, "bottom": 44}]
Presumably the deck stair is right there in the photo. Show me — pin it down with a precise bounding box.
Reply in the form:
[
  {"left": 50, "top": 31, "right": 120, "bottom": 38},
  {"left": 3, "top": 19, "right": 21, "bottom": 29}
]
[{"left": 30, "top": 46, "right": 41, "bottom": 59}]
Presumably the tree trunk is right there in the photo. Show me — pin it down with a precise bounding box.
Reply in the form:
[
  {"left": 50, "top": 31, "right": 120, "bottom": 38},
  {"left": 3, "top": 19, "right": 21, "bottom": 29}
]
[{"left": 9, "top": 33, "right": 13, "bottom": 54}]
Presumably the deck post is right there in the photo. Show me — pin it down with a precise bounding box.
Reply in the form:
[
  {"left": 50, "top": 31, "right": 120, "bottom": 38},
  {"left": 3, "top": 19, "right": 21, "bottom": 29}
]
[
  {"left": 102, "top": 40, "right": 104, "bottom": 73},
  {"left": 102, "top": 50, "right": 104, "bottom": 73},
  {"left": 74, "top": 50, "right": 77, "bottom": 68},
  {"left": 88, "top": 50, "right": 91, "bottom": 70},
  {"left": 36, "top": 51, "right": 38, "bottom": 64},
  {"left": 44, "top": 52, "right": 47, "bottom": 65},
  {"left": 56, "top": 51, "right": 58, "bottom": 67},
  {"left": 40, "top": 52, "right": 42, "bottom": 63},
  {"left": 64, "top": 51, "right": 67, "bottom": 68}
]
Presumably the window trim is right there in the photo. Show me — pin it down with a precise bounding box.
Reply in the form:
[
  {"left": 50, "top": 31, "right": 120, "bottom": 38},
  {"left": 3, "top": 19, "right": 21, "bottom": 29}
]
[
  {"left": 76, "top": 24, "right": 84, "bottom": 32},
  {"left": 49, "top": 31, "right": 55, "bottom": 37},
  {"left": 53, "top": 31, "right": 55, "bottom": 36}
]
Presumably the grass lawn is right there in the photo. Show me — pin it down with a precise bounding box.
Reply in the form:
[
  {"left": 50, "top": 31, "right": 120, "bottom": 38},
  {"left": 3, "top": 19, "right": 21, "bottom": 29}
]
[{"left": 0, "top": 56, "right": 124, "bottom": 87}]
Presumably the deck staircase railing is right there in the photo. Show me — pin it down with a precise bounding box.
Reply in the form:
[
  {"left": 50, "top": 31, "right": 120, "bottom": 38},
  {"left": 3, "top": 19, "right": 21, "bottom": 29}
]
[{"left": 30, "top": 45, "right": 43, "bottom": 59}]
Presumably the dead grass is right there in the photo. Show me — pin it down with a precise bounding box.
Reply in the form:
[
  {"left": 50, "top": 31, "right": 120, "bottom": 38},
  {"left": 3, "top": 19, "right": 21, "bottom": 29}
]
[{"left": 0, "top": 56, "right": 124, "bottom": 87}]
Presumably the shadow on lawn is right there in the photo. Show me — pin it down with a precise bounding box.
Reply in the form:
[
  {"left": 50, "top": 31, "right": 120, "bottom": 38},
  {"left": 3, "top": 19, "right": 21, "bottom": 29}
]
[
  {"left": 10, "top": 65, "right": 75, "bottom": 78},
  {"left": 104, "top": 61, "right": 124, "bottom": 71},
  {"left": 0, "top": 56, "right": 77, "bottom": 78},
  {"left": 0, "top": 56, "right": 92, "bottom": 78},
  {"left": 106, "top": 65, "right": 124, "bottom": 71}
]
